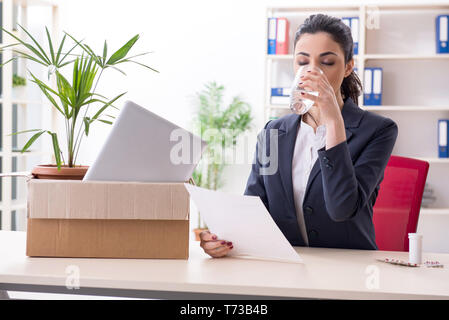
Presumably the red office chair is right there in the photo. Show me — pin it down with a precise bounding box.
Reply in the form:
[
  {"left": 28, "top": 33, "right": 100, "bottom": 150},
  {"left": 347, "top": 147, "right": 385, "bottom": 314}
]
[{"left": 373, "top": 156, "right": 429, "bottom": 252}]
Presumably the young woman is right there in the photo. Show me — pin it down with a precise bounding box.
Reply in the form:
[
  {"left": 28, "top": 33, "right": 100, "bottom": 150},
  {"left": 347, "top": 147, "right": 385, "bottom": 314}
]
[{"left": 200, "top": 14, "right": 398, "bottom": 257}]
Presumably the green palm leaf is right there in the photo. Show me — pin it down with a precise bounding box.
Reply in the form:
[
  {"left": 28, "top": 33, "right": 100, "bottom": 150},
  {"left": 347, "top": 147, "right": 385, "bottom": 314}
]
[
  {"left": 21, "top": 130, "right": 45, "bottom": 153},
  {"left": 16, "top": 24, "right": 51, "bottom": 64},
  {"left": 106, "top": 34, "right": 139, "bottom": 65},
  {"left": 48, "top": 131, "right": 62, "bottom": 169},
  {"left": 8, "top": 129, "right": 42, "bottom": 136},
  {"left": 45, "top": 27, "right": 56, "bottom": 64},
  {"left": 91, "top": 92, "right": 126, "bottom": 121}
]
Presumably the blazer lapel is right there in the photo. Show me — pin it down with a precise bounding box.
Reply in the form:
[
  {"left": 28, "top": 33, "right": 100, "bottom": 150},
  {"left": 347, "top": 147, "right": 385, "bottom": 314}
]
[
  {"left": 302, "top": 97, "right": 364, "bottom": 204},
  {"left": 277, "top": 113, "right": 301, "bottom": 215}
]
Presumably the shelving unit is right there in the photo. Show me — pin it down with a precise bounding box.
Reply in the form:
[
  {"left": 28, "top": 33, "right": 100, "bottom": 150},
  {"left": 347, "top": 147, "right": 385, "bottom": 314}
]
[
  {"left": 0, "top": 0, "right": 58, "bottom": 231},
  {"left": 264, "top": 1, "right": 449, "bottom": 252}
]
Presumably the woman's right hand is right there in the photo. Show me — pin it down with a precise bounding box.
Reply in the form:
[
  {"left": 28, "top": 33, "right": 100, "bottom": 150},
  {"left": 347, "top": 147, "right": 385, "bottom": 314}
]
[{"left": 199, "top": 230, "right": 233, "bottom": 258}]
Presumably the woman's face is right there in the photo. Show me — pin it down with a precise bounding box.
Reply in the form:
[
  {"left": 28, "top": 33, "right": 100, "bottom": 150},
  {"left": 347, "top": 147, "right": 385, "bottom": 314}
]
[{"left": 293, "top": 31, "right": 354, "bottom": 98}]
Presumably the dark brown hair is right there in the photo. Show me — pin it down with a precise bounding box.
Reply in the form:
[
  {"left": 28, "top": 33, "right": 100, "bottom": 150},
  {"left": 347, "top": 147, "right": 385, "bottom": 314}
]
[{"left": 293, "top": 14, "right": 362, "bottom": 105}]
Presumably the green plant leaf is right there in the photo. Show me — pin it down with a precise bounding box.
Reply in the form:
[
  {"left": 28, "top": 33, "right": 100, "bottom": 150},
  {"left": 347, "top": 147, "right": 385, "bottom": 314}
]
[
  {"left": 84, "top": 43, "right": 103, "bottom": 66},
  {"left": 45, "top": 27, "right": 56, "bottom": 64},
  {"left": 106, "top": 34, "right": 139, "bottom": 65},
  {"left": 8, "top": 128, "right": 42, "bottom": 136},
  {"left": 71, "top": 55, "right": 98, "bottom": 109},
  {"left": 83, "top": 117, "right": 91, "bottom": 136},
  {"left": 13, "top": 50, "right": 51, "bottom": 67},
  {"left": 110, "top": 66, "right": 127, "bottom": 76},
  {"left": 115, "top": 59, "right": 159, "bottom": 73},
  {"left": 64, "top": 32, "right": 104, "bottom": 68},
  {"left": 37, "top": 82, "right": 65, "bottom": 116},
  {"left": 28, "top": 71, "right": 66, "bottom": 115},
  {"left": 0, "top": 42, "right": 21, "bottom": 50},
  {"left": 91, "top": 92, "right": 126, "bottom": 121},
  {"left": 79, "top": 98, "right": 106, "bottom": 107},
  {"left": 59, "top": 41, "right": 80, "bottom": 66},
  {"left": 56, "top": 70, "right": 75, "bottom": 106},
  {"left": 0, "top": 57, "right": 16, "bottom": 68},
  {"left": 47, "top": 131, "right": 62, "bottom": 169},
  {"left": 0, "top": 27, "right": 48, "bottom": 64},
  {"left": 98, "top": 119, "right": 113, "bottom": 125},
  {"left": 58, "top": 59, "right": 76, "bottom": 68},
  {"left": 103, "top": 40, "right": 107, "bottom": 65},
  {"left": 122, "top": 51, "right": 152, "bottom": 60},
  {"left": 55, "top": 34, "right": 66, "bottom": 64},
  {"left": 21, "top": 130, "right": 45, "bottom": 153},
  {"left": 16, "top": 24, "right": 51, "bottom": 65}
]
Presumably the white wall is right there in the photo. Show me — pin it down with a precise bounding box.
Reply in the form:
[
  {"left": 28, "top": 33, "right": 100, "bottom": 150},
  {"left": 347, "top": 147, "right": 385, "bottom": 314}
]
[
  {"left": 27, "top": 0, "right": 449, "bottom": 249},
  {"left": 54, "top": 0, "right": 272, "bottom": 185},
  {"left": 50, "top": 0, "right": 276, "bottom": 235}
]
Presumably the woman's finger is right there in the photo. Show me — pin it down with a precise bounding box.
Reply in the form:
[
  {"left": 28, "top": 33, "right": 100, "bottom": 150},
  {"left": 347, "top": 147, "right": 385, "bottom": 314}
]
[
  {"left": 298, "top": 79, "right": 319, "bottom": 92},
  {"left": 300, "top": 73, "right": 329, "bottom": 88},
  {"left": 203, "top": 240, "right": 227, "bottom": 251},
  {"left": 200, "top": 230, "right": 217, "bottom": 241},
  {"left": 206, "top": 245, "right": 232, "bottom": 258},
  {"left": 300, "top": 91, "right": 319, "bottom": 102},
  {"left": 301, "top": 70, "right": 331, "bottom": 87},
  {"left": 299, "top": 72, "right": 320, "bottom": 82}
]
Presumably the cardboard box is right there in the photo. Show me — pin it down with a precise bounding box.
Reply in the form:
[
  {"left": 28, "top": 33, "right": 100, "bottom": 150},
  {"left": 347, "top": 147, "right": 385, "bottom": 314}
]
[{"left": 26, "top": 179, "right": 190, "bottom": 259}]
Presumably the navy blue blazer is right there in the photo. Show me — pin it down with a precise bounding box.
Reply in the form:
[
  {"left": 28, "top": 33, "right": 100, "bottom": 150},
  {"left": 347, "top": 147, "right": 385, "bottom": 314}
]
[{"left": 244, "top": 97, "right": 398, "bottom": 250}]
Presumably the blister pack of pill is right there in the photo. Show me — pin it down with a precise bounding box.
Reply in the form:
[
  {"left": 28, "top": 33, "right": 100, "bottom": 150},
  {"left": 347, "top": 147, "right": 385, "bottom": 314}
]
[{"left": 376, "top": 258, "right": 444, "bottom": 268}]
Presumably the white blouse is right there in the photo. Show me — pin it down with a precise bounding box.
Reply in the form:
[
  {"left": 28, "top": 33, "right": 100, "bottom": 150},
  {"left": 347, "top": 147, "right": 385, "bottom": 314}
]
[{"left": 291, "top": 118, "right": 327, "bottom": 246}]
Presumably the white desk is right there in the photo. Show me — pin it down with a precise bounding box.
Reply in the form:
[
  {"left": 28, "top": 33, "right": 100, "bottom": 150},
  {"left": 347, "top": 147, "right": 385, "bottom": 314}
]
[{"left": 1, "top": 231, "right": 448, "bottom": 299}]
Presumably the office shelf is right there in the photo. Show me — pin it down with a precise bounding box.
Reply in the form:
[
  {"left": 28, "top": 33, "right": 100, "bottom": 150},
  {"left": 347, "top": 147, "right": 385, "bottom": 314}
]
[
  {"left": 421, "top": 208, "right": 449, "bottom": 215},
  {"left": 0, "top": 99, "right": 43, "bottom": 105},
  {"left": 0, "top": 201, "right": 27, "bottom": 211},
  {"left": 267, "top": 54, "right": 363, "bottom": 61},
  {"left": 264, "top": 2, "right": 449, "bottom": 233},
  {"left": 266, "top": 54, "right": 449, "bottom": 62},
  {"left": 364, "top": 54, "right": 449, "bottom": 60},
  {"left": 268, "top": 104, "right": 449, "bottom": 111},
  {"left": 0, "top": 0, "right": 59, "bottom": 231},
  {"left": 361, "top": 105, "right": 449, "bottom": 111},
  {"left": 417, "top": 157, "right": 449, "bottom": 164},
  {"left": 266, "top": 54, "right": 293, "bottom": 60}
]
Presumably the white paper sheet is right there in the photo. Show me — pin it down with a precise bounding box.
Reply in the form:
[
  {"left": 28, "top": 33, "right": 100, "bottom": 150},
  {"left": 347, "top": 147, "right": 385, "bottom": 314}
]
[{"left": 184, "top": 183, "right": 303, "bottom": 263}]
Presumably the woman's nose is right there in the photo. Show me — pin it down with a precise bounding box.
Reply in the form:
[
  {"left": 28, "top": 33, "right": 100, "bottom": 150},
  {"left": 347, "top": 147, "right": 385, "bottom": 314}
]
[{"left": 309, "top": 61, "right": 319, "bottom": 69}]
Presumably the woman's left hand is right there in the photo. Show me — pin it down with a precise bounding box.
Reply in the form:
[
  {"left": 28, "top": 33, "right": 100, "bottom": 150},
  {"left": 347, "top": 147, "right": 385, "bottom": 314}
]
[{"left": 298, "top": 69, "right": 344, "bottom": 126}]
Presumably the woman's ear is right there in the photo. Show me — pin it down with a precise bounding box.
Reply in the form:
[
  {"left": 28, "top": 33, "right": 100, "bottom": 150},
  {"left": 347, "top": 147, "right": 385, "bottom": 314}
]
[{"left": 344, "top": 59, "right": 355, "bottom": 78}]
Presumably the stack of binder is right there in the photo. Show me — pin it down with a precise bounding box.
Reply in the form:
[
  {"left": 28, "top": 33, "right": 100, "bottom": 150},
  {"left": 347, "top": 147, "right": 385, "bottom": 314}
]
[
  {"left": 436, "top": 15, "right": 449, "bottom": 54},
  {"left": 438, "top": 119, "right": 449, "bottom": 158},
  {"left": 363, "top": 68, "right": 382, "bottom": 106},
  {"left": 342, "top": 17, "right": 359, "bottom": 55},
  {"left": 270, "top": 87, "right": 290, "bottom": 105},
  {"left": 267, "top": 17, "right": 289, "bottom": 55}
]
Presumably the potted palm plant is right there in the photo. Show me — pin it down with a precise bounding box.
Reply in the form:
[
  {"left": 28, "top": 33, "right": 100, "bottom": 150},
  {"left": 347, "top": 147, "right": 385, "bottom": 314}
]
[
  {"left": 191, "top": 81, "right": 253, "bottom": 240},
  {"left": 0, "top": 25, "right": 158, "bottom": 179}
]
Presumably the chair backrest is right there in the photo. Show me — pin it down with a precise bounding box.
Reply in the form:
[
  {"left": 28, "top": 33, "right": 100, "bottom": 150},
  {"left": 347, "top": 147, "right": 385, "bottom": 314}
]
[{"left": 373, "top": 156, "right": 429, "bottom": 252}]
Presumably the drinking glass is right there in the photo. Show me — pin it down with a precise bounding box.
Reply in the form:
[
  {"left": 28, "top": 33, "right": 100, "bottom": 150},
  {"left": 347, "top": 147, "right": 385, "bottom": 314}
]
[{"left": 289, "top": 65, "right": 323, "bottom": 115}]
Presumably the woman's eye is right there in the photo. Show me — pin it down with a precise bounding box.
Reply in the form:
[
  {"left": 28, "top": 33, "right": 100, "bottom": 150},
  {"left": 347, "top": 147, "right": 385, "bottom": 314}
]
[
  {"left": 322, "top": 62, "right": 334, "bottom": 66},
  {"left": 298, "top": 61, "right": 308, "bottom": 66}
]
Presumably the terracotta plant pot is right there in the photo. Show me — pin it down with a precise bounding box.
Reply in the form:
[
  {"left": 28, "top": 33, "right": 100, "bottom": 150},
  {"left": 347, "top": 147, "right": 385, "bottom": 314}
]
[
  {"left": 31, "top": 164, "right": 89, "bottom": 180},
  {"left": 193, "top": 228, "right": 209, "bottom": 241}
]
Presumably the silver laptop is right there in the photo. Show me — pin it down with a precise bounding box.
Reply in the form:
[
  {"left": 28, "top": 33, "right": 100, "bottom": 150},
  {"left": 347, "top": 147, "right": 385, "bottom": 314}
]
[{"left": 83, "top": 100, "right": 207, "bottom": 182}]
